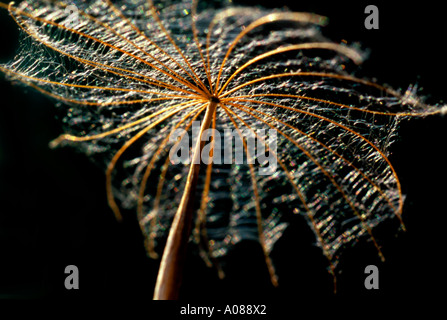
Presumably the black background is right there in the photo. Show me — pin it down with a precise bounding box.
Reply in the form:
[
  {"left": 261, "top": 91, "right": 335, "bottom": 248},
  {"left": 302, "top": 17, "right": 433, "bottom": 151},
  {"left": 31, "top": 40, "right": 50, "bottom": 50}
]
[{"left": 0, "top": 0, "right": 446, "bottom": 313}]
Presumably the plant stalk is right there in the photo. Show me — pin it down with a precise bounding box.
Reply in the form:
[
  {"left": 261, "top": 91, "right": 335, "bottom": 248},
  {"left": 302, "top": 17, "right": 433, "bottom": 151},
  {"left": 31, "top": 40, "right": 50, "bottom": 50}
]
[{"left": 153, "top": 99, "right": 218, "bottom": 300}]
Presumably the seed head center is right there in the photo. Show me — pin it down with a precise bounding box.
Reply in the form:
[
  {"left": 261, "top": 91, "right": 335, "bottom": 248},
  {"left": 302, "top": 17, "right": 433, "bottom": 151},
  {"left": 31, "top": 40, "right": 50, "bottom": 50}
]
[{"left": 210, "top": 95, "right": 220, "bottom": 104}]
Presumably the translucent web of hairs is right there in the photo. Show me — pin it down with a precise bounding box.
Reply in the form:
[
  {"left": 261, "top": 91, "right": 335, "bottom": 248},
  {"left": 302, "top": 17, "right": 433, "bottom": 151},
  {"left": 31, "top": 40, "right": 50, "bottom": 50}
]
[{"left": 1, "top": 0, "right": 444, "bottom": 278}]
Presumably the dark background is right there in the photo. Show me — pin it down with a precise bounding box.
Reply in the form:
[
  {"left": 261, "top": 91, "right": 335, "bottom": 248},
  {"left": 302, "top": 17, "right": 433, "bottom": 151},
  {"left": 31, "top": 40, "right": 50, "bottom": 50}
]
[{"left": 0, "top": 0, "right": 446, "bottom": 312}]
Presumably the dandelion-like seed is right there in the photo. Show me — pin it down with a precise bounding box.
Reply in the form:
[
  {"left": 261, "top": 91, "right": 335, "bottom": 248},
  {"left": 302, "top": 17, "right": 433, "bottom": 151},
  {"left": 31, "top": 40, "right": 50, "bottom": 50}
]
[{"left": 1, "top": 0, "right": 445, "bottom": 299}]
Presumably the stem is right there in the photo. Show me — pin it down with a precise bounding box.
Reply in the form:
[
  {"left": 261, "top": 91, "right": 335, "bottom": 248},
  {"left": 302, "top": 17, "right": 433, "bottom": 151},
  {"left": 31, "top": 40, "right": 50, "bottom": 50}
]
[{"left": 153, "top": 99, "right": 218, "bottom": 300}]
